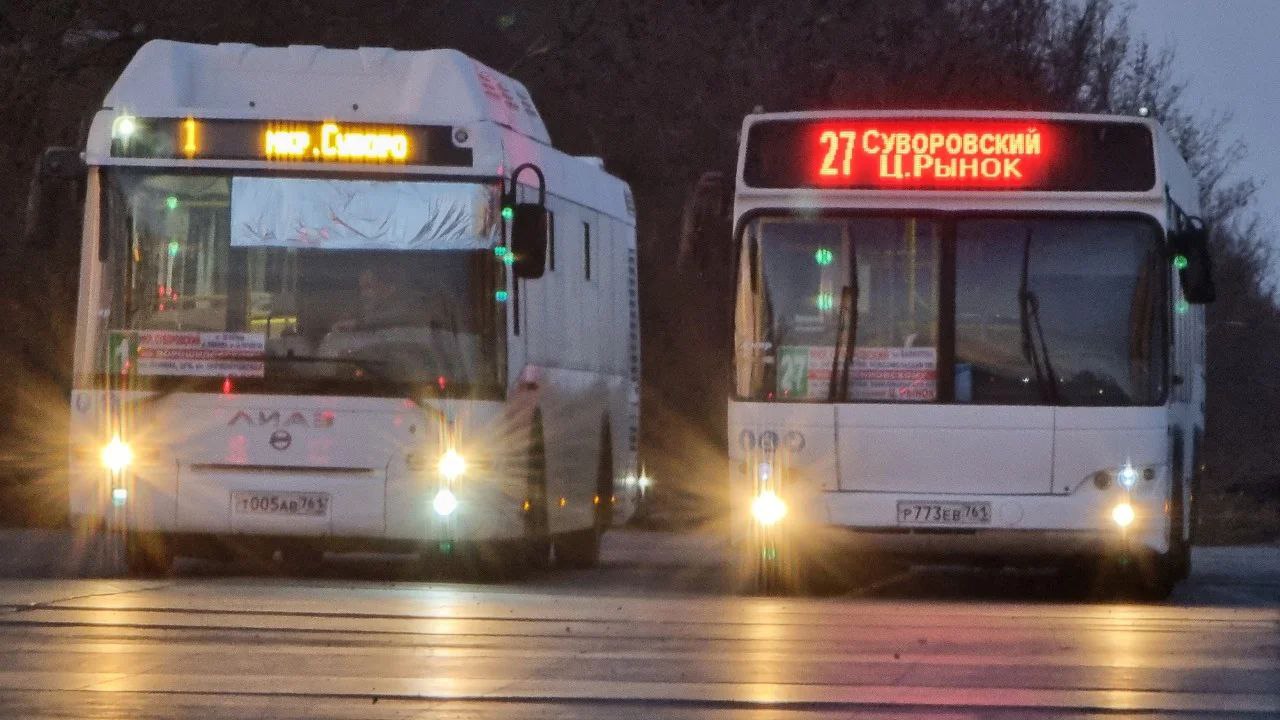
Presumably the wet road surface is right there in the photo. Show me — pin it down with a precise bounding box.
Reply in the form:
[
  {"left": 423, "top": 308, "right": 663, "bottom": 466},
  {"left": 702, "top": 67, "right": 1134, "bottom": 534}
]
[{"left": 0, "top": 530, "right": 1276, "bottom": 718}]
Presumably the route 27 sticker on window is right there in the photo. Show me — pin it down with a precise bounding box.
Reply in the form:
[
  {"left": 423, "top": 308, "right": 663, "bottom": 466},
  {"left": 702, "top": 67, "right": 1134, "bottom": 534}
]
[{"left": 777, "top": 346, "right": 937, "bottom": 401}]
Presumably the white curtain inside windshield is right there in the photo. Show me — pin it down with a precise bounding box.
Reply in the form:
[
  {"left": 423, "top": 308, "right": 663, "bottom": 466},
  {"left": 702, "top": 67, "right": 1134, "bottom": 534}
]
[{"left": 230, "top": 177, "right": 500, "bottom": 250}]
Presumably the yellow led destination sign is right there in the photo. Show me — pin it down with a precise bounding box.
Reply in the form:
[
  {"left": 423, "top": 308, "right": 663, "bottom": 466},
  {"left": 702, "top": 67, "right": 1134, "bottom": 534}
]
[
  {"left": 264, "top": 122, "right": 410, "bottom": 161},
  {"left": 109, "top": 117, "right": 471, "bottom": 167}
]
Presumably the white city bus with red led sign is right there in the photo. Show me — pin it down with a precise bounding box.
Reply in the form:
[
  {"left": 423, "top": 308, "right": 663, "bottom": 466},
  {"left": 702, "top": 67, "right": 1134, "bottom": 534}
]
[
  {"left": 729, "top": 110, "right": 1212, "bottom": 597},
  {"left": 46, "top": 40, "right": 642, "bottom": 575}
]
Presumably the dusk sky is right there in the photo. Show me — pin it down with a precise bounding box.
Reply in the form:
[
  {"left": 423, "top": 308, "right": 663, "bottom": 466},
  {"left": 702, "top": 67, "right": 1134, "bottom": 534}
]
[{"left": 1128, "top": 0, "right": 1280, "bottom": 274}]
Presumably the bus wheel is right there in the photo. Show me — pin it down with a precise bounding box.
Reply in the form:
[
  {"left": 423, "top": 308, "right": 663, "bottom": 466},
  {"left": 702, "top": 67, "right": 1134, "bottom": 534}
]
[
  {"left": 554, "top": 528, "right": 601, "bottom": 569},
  {"left": 1108, "top": 551, "right": 1175, "bottom": 601},
  {"left": 1055, "top": 556, "right": 1100, "bottom": 600},
  {"left": 279, "top": 543, "right": 325, "bottom": 575},
  {"left": 520, "top": 413, "right": 552, "bottom": 571},
  {"left": 124, "top": 532, "right": 172, "bottom": 577}
]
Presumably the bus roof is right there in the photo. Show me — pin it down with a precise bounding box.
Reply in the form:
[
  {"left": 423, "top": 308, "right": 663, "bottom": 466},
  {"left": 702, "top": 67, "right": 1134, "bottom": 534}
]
[
  {"left": 100, "top": 40, "right": 549, "bottom": 141},
  {"left": 83, "top": 41, "right": 636, "bottom": 226}
]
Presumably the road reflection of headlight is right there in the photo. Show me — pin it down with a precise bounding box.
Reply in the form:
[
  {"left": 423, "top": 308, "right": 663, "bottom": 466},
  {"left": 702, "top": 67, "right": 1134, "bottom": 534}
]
[
  {"left": 1112, "top": 502, "right": 1135, "bottom": 528},
  {"left": 437, "top": 449, "right": 466, "bottom": 480},
  {"left": 751, "top": 491, "right": 787, "bottom": 526},
  {"left": 101, "top": 437, "right": 133, "bottom": 472},
  {"left": 433, "top": 488, "right": 458, "bottom": 516}
]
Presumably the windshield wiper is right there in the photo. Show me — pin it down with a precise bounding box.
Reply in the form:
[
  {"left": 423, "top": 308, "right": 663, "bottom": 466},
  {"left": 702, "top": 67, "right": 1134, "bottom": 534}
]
[
  {"left": 1018, "top": 229, "right": 1059, "bottom": 403},
  {"left": 828, "top": 268, "right": 861, "bottom": 402}
]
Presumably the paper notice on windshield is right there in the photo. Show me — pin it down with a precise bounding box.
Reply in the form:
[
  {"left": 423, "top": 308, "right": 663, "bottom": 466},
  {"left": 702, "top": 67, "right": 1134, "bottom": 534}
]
[
  {"left": 849, "top": 347, "right": 937, "bottom": 401},
  {"left": 777, "top": 346, "right": 936, "bottom": 401},
  {"left": 110, "top": 331, "right": 265, "bottom": 378}
]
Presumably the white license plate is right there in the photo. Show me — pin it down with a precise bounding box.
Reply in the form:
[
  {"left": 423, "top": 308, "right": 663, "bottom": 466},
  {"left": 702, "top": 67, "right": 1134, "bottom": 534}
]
[
  {"left": 232, "top": 491, "right": 330, "bottom": 517},
  {"left": 897, "top": 500, "right": 991, "bottom": 526}
]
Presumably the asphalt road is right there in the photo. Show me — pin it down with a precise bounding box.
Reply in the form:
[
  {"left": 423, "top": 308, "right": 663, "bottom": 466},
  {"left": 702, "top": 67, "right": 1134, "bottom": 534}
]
[{"left": 0, "top": 530, "right": 1277, "bottom": 719}]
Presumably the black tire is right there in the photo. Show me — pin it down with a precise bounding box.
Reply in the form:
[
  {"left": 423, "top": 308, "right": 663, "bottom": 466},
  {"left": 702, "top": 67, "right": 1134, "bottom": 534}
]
[
  {"left": 279, "top": 544, "right": 325, "bottom": 575},
  {"left": 1056, "top": 556, "right": 1100, "bottom": 601},
  {"left": 472, "top": 541, "right": 534, "bottom": 581},
  {"left": 554, "top": 527, "right": 601, "bottom": 569},
  {"left": 124, "top": 532, "right": 172, "bottom": 577},
  {"left": 1135, "top": 551, "right": 1178, "bottom": 601}
]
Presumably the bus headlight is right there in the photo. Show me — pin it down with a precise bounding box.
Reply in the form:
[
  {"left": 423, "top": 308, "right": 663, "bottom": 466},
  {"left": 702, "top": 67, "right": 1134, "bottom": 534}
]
[
  {"left": 101, "top": 437, "right": 133, "bottom": 473},
  {"left": 751, "top": 491, "right": 787, "bottom": 526},
  {"left": 1111, "top": 502, "right": 1135, "bottom": 528},
  {"left": 1117, "top": 463, "right": 1139, "bottom": 490},
  {"left": 433, "top": 488, "right": 458, "bottom": 516},
  {"left": 437, "top": 449, "right": 466, "bottom": 480}
]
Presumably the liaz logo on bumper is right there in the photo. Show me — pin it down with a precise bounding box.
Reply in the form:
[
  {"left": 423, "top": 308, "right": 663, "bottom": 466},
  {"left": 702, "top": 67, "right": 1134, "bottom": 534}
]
[{"left": 228, "top": 410, "right": 335, "bottom": 429}]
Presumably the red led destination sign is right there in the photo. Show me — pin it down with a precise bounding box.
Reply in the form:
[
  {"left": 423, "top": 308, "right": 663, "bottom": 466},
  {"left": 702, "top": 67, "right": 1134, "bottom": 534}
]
[{"left": 743, "top": 118, "right": 1155, "bottom": 192}]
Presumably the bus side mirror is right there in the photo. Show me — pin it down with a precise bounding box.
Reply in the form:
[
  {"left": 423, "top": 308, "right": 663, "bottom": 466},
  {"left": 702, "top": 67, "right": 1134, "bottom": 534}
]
[
  {"left": 39, "top": 147, "right": 86, "bottom": 180},
  {"left": 510, "top": 203, "right": 548, "bottom": 280},
  {"left": 24, "top": 146, "right": 86, "bottom": 247},
  {"left": 1170, "top": 218, "right": 1214, "bottom": 304},
  {"left": 678, "top": 170, "right": 730, "bottom": 274}
]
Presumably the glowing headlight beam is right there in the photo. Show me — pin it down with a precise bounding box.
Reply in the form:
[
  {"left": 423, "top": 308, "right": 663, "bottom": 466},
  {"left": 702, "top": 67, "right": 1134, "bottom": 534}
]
[
  {"left": 433, "top": 488, "right": 458, "bottom": 516},
  {"left": 101, "top": 437, "right": 133, "bottom": 472},
  {"left": 437, "top": 449, "right": 466, "bottom": 479},
  {"left": 751, "top": 491, "right": 787, "bottom": 526},
  {"left": 1112, "top": 502, "right": 1135, "bottom": 528}
]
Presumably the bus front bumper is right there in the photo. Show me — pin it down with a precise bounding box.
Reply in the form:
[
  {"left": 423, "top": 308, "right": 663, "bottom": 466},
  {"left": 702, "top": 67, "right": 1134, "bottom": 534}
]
[{"left": 734, "top": 488, "right": 1171, "bottom": 560}]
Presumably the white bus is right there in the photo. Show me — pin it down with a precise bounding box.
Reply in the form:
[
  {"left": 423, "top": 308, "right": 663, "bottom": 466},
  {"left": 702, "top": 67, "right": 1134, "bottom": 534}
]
[
  {"left": 729, "top": 111, "right": 1214, "bottom": 597},
  {"left": 43, "top": 41, "right": 641, "bottom": 575}
]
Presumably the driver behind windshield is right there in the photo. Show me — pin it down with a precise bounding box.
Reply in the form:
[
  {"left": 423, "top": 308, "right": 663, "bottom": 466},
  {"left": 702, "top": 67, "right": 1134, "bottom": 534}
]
[{"left": 332, "top": 265, "right": 427, "bottom": 332}]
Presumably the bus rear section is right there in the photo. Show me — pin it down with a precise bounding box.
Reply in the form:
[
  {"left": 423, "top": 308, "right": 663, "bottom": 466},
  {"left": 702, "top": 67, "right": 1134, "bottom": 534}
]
[
  {"left": 728, "top": 111, "right": 1213, "bottom": 597},
  {"left": 61, "top": 41, "right": 641, "bottom": 574}
]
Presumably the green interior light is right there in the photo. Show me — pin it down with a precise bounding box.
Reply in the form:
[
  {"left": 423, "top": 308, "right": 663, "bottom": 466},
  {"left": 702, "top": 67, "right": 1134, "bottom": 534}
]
[
  {"left": 494, "top": 290, "right": 509, "bottom": 302},
  {"left": 815, "top": 292, "right": 834, "bottom": 311},
  {"left": 494, "top": 246, "right": 509, "bottom": 258},
  {"left": 501, "top": 206, "right": 514, "bottom": 222},
  {"left": 165, "top": 196, "right": 179, "bottom": 211},
  {"left": 503, "top": 253, "right": 515, "bottom": 266},
  {"left": 1172, "top": 254, "right": 1189, "bottom": 270},
  {"left": 815, "top": 248, "right": 834, "bottom": 266},
  {"left": 167, "top": 240, "right": 180, "bottom": 257},
  {"left": 1176, "top": 299, "right": 1190, "bottom": 315}
]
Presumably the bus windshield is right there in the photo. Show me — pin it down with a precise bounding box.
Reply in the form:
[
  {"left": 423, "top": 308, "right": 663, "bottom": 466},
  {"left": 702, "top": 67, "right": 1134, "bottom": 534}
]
[
  {"left": 735, "top": 214, "right": 1167, "bottom": 406},
  {"left": 95, "top": 169, "right": 507, "bottom": 398}
]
